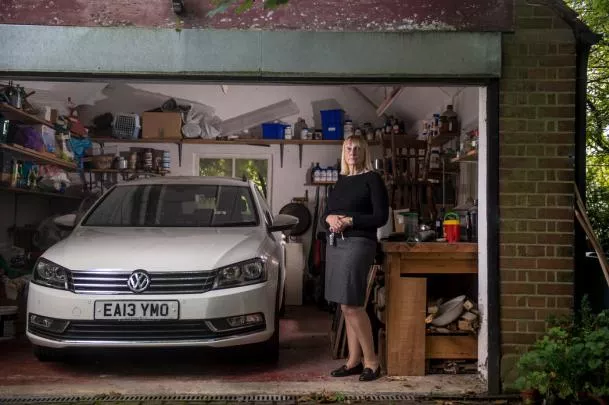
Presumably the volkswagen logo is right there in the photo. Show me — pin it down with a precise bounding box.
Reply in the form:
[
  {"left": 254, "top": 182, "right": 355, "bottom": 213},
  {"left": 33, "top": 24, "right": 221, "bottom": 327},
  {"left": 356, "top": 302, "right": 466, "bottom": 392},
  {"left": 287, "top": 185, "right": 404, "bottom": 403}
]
[{"left": 127, "top": 270, "right": 150, "bottom": 293}]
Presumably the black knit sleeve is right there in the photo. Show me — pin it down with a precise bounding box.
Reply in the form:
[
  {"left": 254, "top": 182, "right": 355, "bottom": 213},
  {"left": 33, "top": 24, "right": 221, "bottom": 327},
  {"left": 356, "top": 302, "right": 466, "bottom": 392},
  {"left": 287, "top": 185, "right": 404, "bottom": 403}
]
[{"left": 351, "top": 172, "right": 389, "bottom": 229}]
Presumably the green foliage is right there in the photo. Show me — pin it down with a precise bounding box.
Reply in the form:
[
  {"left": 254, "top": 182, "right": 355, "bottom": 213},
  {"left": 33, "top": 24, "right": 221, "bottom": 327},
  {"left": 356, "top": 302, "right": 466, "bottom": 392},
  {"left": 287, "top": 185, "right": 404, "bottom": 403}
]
[
  {"left": 565, "top": 0, "right": 609, "bottom": 252},
  {"left": 515, "top": 298, "right": 609, "bottom": 400},
  {"left": 207, "top": 0, "right": 289, "bottom": 17}
]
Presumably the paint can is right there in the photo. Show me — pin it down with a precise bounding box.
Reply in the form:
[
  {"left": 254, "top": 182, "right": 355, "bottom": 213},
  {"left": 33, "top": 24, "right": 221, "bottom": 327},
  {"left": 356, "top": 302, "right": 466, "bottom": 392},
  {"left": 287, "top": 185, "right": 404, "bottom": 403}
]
[{"left": 0, "top": 306, "right": 18, "bottom": 341}]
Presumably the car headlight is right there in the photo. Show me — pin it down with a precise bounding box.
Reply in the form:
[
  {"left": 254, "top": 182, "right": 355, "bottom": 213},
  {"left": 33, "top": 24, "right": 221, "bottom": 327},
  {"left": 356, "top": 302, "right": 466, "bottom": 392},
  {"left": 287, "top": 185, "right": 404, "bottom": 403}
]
[
  {"left": 32, "top": 258, "right": 71, "bottom": 291},
  {"left": 214, "top": 258, "right": 266, "bottom": 289}
]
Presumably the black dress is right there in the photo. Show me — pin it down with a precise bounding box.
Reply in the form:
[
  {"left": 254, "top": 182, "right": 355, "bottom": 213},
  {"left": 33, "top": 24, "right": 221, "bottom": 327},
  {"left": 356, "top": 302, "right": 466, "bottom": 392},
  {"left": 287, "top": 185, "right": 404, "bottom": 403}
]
[{"left": 321, "top": 171, "right": 389, "bottom": 306}]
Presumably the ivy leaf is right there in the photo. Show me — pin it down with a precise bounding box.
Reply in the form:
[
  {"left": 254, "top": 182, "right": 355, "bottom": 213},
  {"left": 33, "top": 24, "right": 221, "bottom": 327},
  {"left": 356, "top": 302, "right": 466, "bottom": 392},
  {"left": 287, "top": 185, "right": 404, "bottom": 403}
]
[
  {"left": 235, "top": 0, "right": 254, "bottom": 13},
  {"left": 264, "top": 0, "right": 289, "bottom": 9}
]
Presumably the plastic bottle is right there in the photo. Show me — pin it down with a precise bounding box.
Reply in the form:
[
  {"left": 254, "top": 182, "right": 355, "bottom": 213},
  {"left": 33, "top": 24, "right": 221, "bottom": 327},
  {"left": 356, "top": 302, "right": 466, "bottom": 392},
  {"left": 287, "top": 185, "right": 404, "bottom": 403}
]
[
  {"left": 313, "top": 162, "right": 321, "bottom": 183},
  {"left": 435, "top": 208, "right": 445, "bottom": 239}
]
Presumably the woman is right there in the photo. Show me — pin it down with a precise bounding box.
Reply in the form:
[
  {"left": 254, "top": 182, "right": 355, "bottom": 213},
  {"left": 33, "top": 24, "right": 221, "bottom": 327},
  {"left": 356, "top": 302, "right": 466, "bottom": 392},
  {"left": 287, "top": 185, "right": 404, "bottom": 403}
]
[{"left": 322, "top": 134, "right": 389, "bottom": 381}]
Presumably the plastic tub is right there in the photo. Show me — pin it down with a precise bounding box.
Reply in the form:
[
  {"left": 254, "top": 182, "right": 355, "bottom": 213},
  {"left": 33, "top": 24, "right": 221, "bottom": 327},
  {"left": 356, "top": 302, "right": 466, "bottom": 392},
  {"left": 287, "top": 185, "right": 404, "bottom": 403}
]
[
  {"left": 320, "top": 109, "right": 344, "bottom": 140},
  {"left": 262, "top": 123, "right": 288, "bottom": 140}
]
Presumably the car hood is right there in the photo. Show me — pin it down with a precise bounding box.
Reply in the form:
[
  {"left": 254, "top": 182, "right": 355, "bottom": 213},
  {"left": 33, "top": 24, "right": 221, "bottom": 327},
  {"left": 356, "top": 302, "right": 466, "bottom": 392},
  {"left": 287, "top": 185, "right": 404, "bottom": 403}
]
[{"left": 43, "top": 227, "right": 267, "bottom": 271}]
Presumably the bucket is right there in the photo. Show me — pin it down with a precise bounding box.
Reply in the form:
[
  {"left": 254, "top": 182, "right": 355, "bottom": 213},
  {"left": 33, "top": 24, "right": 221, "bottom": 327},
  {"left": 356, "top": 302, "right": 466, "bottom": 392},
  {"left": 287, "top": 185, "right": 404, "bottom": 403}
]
[
  {"left": 443, "top": 212, "right": 461, "bottom": 243},
  {"left": 0, "top": 306, "right": 18, "bottom": 341}
]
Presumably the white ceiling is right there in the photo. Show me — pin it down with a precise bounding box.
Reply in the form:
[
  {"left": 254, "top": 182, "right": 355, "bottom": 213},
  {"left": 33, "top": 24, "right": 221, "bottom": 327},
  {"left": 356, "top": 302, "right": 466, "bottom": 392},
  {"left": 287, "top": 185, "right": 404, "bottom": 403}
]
[{"left": 13, "top": 81, "right": 466, "bottom": 128}]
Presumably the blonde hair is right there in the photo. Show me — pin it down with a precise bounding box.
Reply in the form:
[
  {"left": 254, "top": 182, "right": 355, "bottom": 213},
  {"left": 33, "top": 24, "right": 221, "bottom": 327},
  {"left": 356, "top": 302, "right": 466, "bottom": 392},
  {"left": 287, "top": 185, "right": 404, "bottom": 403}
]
[{"left": 340, "top": 135, "right": 373, "bottom": 175}]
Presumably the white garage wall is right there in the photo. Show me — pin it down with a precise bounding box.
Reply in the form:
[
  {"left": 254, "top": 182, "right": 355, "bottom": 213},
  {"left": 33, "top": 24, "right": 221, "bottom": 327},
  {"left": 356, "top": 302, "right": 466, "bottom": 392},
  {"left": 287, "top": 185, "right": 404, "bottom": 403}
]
[{"left": 1, "top": 83, "right": 467, "bottom": 260}]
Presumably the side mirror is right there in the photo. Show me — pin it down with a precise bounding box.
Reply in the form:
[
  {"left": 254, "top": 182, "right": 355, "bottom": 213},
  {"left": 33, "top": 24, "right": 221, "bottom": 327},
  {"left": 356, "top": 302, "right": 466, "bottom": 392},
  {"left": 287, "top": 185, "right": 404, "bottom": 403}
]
[
  {"left": 54, "top": 214, "right": 77, "bottom": 229},
  {"left": 268, "top": 214, "right": 299, "bottom": 233}
]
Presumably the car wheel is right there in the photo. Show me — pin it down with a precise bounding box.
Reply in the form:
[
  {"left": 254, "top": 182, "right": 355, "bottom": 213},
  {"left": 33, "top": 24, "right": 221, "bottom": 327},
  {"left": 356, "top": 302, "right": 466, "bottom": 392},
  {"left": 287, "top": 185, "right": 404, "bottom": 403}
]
[{"left": 32, "top": 344, "right": 64, "bottom": 362}]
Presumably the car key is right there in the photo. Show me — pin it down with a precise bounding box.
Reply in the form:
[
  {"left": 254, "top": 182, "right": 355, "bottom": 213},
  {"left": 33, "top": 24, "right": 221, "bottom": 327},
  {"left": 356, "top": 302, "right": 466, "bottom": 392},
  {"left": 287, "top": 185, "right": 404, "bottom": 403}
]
[{"left": 329, "top": 232, "right": 335, "bottom": 246}]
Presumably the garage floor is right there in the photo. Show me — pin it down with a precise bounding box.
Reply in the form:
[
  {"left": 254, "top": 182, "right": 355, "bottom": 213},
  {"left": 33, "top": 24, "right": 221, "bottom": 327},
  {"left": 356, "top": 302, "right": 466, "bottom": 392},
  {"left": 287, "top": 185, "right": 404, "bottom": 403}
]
[{"left": 0, "top": 306, "right": 485, "bottom": 398}]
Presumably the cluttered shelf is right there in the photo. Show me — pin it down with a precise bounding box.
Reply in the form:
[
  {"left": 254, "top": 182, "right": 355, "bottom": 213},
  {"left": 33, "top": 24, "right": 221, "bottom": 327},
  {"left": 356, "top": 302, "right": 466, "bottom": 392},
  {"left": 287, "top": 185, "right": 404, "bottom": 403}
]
[
  {"left": 430, "top": 131, "right": 460, "bottom": 147},
  {"left": 0, "top": 186, "right": 84, "bottom": 200},
  {"left": 0, "top": 103, "right": 83, "bottom": 139},
  {"left": 0, "top": 144, "right": 77, "bottom": 170}
]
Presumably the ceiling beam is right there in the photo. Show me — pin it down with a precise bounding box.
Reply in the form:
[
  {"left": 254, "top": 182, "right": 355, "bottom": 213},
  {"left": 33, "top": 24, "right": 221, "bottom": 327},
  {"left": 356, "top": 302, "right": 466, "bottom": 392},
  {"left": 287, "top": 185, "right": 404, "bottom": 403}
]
[
  {"left": 351, "top": 87, "right": 389, "bottom": 119},
  {"left": 376, "top": 86, "right": 404, "bottom": 117}
]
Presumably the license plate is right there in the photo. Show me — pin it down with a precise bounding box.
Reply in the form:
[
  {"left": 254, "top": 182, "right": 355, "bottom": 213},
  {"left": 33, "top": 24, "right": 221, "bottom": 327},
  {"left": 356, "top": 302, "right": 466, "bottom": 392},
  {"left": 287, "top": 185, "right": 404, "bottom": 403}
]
[{"left": 94, "top": 300, "right": 179, "bottom": 320}]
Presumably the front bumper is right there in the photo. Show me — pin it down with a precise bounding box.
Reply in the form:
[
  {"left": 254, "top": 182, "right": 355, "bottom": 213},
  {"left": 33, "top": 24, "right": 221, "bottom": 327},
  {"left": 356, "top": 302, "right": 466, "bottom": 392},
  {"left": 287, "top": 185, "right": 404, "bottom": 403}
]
[{"left": 26, "top": 281, "right": 276, "bottom": 349}]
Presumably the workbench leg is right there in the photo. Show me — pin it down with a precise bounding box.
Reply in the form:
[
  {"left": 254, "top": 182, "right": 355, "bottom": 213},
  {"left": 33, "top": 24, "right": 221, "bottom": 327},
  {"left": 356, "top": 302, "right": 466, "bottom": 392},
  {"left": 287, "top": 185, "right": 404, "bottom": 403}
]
[{"left": 386, "top": 253, "right": 427, "bottom": 376}]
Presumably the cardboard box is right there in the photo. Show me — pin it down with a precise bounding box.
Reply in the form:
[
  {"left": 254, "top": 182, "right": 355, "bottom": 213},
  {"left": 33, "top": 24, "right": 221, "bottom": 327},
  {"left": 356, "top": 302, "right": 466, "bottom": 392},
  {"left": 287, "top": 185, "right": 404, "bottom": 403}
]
[{"left": 141, "top": 112, "right": 182, "bottom": 140}]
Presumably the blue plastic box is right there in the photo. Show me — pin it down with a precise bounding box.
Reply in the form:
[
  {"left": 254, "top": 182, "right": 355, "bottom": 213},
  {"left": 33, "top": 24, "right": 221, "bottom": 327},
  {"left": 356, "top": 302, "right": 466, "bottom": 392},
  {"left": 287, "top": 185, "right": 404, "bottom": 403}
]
[
  {"left": 320, "top": 109, "right": 344, "bottom": 140},
  {"left": 262, "top": 123, "right": 288, "bottom": 140}
]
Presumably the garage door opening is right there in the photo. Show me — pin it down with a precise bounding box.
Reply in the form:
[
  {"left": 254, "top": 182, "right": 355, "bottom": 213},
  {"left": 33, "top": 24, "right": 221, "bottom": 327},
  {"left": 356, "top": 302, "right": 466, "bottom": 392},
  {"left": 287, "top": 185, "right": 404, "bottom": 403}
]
[{"left": 0, "top": 79, "right": 492, "bottom": 396}]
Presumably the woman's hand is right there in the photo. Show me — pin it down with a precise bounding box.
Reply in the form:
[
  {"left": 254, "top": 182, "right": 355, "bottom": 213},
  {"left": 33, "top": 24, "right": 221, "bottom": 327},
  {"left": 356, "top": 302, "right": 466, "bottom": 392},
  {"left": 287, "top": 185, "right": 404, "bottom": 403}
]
[{"left": 326, "top": 215, "right": 353, "bottom": 233}]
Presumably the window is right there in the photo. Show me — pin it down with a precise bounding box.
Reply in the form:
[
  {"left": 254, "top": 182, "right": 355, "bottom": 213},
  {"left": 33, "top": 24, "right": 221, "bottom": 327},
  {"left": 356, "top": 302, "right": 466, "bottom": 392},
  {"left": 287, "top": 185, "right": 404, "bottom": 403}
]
[
  {"left": 199, "top": 157, "right": 269, "bottom": 200},
  {"left": 82, "top": 184, "right": 258, "bottom": 227}
]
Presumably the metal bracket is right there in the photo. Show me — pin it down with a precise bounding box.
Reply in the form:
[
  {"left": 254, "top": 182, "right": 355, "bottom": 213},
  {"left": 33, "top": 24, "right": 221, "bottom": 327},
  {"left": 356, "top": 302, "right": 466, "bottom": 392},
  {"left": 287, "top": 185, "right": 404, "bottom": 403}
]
[
  {"left": 298, "top": 144, "right": 303, "bottom": 168},
  {"left": 178, "top": 142, "right": 182, "bottom": 167}
]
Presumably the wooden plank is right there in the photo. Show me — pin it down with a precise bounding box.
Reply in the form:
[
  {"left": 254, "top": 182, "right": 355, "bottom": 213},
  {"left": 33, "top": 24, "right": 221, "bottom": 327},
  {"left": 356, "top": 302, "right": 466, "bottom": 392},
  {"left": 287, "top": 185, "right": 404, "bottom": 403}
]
[
  {"left": 399, "top": 258, "right": 478, "bottom": 274},
  {"left": 0, "top": 144, "right": 77, "bottom": 170},
  {"left": 351, "top": 87, "right": 389, "bottom": 119},
  {"left": 451, "top": 149, "right": 478, "bottom": 164},
  {"left": 0, "top": 187, "right": 84, "bottom": 200},
  {"left": 382, "top": 242, "right": 478, "bottom": 254},
  {"left": 426, "top": 335, "right": 477, "bottom": 359},
  {"left": 386, "top": 251, "right": 426, "bottom": 376},
  {"left": 574, "top": 185, "right": 609, "bottom": 288},
  {"left": 376, "top": 87, "right": 404, "bottom": 117}
]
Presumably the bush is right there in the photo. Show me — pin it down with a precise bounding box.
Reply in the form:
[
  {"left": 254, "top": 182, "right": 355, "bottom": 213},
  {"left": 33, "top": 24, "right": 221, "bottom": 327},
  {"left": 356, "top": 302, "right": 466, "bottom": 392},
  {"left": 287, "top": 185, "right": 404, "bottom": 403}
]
[{"left": 515, "top": 298, "right": 609, "bottom": 402}]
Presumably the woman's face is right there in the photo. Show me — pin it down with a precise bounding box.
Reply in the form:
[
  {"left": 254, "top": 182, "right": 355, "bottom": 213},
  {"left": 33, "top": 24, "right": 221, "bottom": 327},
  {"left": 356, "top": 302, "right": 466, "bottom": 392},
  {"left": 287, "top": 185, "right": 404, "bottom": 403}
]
[{"left": 344, "top": 140, "right": 363, "bottom": 166}]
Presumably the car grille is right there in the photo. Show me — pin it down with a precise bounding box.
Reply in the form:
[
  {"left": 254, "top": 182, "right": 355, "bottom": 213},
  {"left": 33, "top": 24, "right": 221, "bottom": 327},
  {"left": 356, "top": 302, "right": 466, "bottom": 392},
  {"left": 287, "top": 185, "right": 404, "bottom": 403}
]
[
  {"left": 67, "top": 271, "right": 217, "bottom": 295},
  {"left": 29, "top": 320, "right": 265, "bottom": 341}
]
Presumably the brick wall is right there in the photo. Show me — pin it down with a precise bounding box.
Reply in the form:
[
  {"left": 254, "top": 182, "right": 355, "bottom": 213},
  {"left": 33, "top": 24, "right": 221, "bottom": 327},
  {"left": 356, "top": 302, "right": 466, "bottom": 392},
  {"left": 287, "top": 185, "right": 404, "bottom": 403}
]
[{"left": 499, "top": 0, "right": 577, "bottom": 385}]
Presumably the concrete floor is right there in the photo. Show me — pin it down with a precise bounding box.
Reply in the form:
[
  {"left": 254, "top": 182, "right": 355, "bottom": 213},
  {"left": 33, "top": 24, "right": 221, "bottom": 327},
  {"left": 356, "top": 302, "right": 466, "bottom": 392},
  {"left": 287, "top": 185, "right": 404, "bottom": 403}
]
[{"left": 0, "top": 306, "right": 485, "bottom": 398}]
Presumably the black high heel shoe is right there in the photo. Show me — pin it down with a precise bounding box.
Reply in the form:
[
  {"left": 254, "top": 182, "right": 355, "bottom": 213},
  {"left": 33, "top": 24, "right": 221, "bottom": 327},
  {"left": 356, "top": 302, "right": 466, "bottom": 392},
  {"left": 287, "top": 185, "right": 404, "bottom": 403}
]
[
  {"left": 359, "top": 366, "right": 381, "bottom": 381},
  {"left": 330, "top": 363, "right": 363, "bottom": 377}
]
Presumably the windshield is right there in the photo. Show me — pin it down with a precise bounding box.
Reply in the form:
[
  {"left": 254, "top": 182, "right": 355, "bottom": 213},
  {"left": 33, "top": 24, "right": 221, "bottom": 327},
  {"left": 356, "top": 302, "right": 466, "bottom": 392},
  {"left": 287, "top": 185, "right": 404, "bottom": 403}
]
[{"left": 82, "top": 184, "right": 259, "bottom": 227}]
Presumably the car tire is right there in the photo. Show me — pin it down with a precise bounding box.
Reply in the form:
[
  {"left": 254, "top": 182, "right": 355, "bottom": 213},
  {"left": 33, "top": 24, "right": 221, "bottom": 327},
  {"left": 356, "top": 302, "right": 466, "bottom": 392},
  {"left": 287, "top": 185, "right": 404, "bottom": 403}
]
[{"left": 32, "top": 345, "right": 64, "bottom": 362}]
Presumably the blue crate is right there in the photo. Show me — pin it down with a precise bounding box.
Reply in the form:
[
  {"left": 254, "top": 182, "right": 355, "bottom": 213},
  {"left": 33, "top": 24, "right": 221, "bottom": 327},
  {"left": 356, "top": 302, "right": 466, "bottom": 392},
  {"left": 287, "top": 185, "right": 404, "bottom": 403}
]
[
  {"left": 320, "top": 109, "right": 345, "bottom": 140},
  {"left": 262, "top": 123, "right": 288, "bottom": 140}
]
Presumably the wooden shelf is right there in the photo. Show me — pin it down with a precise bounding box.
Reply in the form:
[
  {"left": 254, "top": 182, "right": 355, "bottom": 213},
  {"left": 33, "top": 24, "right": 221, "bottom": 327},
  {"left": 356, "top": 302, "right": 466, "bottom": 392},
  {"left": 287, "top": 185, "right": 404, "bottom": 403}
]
[
  {"left": 0, "top": 186, "right": 84, "bottom": 200},
  {"left": 430, "top": 131, "right": 460, "bottom": 147},
  {"left": 87, "top": 168, "right": 169, "bottom": 176},
  {"left": 90, "top": 137, "right": 181, "bottom": 144},
  {"left": 450, "top": 149, "right": 478, "bottom": 164},
  {"left": 425, "top": 335, "right": 477, "bottom": 360},
  {"left": 0, "top": 144, "right": 78, "bottom": 170},
  {"left": 90, "top": 137, "right": 349, "bottom": 146},
  {"left": 0, "top": 103, "right": 84, "bottom": 138}
]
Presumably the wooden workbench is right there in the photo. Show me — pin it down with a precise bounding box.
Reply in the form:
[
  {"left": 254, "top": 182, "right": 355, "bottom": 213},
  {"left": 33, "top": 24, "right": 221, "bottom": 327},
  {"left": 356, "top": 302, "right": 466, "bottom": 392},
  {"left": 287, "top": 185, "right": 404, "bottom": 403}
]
[{"left": 382, "top": 242, "right": 478, "bottom": 376}]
